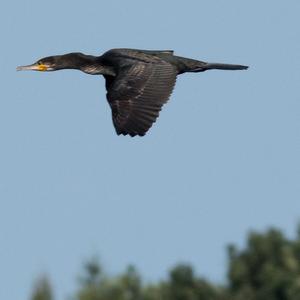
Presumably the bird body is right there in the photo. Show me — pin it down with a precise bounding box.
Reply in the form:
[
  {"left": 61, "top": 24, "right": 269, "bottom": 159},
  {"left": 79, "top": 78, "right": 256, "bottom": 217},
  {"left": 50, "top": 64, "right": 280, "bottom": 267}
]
[{"left": 17, "top": 48, "right": 248, "bottom": 137}]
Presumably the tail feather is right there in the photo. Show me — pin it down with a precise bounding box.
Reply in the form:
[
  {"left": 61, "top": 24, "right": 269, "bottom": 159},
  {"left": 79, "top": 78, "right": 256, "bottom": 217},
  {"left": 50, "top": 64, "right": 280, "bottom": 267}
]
[
  {"left": 203, "top": 63, "right": 248, "bottom": 71},
  {"left": 175, "top": 56, "right": 248, "bottom": 73}
]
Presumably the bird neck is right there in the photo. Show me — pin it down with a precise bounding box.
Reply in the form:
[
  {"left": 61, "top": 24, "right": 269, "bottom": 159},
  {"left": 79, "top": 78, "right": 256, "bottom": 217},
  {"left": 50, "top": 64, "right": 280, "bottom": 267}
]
[{"left": 59, "top": 53, "right": 115, "bottom": 76}]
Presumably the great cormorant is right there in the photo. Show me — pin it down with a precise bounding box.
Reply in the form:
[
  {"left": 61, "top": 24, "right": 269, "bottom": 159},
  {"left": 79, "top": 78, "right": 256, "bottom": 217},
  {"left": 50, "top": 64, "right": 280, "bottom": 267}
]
[{"left": 17, "top": 48, "right": 248, "bottom": 137}]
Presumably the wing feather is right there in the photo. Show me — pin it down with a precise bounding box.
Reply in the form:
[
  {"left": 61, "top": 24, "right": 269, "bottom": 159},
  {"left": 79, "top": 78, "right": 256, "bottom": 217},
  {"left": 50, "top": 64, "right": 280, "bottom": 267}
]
[{"left": 106, "top": 60, "right": 177, "bottom": 136}]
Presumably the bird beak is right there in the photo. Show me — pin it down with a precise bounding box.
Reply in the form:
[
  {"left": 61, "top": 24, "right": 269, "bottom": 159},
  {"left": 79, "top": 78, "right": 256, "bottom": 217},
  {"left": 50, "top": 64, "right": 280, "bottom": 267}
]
[{"left": 16, "top": 63, "right": 48, "bottom": 72}]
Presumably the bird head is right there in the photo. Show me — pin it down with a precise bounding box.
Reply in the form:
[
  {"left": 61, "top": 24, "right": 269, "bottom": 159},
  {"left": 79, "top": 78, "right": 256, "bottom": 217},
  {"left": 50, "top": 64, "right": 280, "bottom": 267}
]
[
  {"left": 16, "top": 56, "right": 59, "bottom": 72},
  {"left": 17, "top": 53, "right": 90, "bottom": 72}
]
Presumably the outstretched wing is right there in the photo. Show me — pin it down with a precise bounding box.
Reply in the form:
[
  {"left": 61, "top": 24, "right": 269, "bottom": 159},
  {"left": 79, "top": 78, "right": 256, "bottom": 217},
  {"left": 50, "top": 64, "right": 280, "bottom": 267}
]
[{"left": 105, "top": 61, "right": 177, "bottom": 137}]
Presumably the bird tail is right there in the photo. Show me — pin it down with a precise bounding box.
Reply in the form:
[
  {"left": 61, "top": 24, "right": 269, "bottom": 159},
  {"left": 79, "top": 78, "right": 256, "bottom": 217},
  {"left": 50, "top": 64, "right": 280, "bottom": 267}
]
[
  {"left": 175, "top": 56, "right": 248, "bottom": 73},
  {"left": 203, "top": 63, "right": 248, "bottom": 71}
]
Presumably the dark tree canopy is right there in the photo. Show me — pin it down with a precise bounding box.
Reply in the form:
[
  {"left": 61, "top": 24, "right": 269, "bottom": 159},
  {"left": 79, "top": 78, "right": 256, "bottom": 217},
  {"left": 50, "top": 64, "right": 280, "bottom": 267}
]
[{"left": 30, "top": 226, "right": 300, "bottom": 300}]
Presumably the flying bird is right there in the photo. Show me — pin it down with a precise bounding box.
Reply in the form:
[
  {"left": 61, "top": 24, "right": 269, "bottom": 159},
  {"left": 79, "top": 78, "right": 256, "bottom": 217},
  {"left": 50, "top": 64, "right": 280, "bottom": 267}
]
[{"left": 17, "top": 48, "right": 248, "bottom": 137}]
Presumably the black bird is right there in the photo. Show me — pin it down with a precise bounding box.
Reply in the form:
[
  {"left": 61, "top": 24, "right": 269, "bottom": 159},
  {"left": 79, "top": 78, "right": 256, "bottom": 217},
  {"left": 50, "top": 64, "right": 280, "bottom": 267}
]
[{"left": 17, "top": 48, "right": 248, "bottom": 137}]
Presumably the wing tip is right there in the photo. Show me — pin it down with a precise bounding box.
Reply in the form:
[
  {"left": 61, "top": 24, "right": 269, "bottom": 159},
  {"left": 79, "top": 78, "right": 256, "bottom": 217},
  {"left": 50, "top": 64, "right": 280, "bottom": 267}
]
[{"left": 116, "top": 131, "right": 147, "bottom": 137}]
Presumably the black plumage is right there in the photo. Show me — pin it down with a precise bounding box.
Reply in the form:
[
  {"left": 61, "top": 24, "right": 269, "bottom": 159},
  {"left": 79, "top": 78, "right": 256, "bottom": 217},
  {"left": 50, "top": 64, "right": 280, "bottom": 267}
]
[{"left": 17, "top": 48, "right": 248, "bottom": 137}]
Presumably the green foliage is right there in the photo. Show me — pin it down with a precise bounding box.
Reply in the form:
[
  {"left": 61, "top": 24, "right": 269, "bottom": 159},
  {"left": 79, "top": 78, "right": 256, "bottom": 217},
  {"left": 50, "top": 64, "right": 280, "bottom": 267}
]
[
  {"left": 227, "top": 228, "right": 300, "bottom": 300},
  {"left": 31, "top": 276, "right": 53, "bottom": 300},
  {"left": 77, "top": 260, "right": 142, "bottom": 300},
  {"left": 30, "top": 226, "right": 300, "bottom": 300},
  {"left": 164, "top": 264, "right": 219, "bottom": 300}
]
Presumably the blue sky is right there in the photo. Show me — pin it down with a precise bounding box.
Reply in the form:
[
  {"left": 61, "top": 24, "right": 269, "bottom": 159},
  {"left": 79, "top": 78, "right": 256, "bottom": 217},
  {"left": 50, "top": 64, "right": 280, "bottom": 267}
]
[{"left": 1, "top": 1, "right": 299, "bottom": 299}]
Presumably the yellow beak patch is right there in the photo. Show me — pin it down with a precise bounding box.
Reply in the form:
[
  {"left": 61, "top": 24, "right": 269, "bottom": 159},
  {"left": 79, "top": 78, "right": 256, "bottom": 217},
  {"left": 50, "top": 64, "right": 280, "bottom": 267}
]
[{"left": 38, "top": 64, "right": 48, "bottom": 71}]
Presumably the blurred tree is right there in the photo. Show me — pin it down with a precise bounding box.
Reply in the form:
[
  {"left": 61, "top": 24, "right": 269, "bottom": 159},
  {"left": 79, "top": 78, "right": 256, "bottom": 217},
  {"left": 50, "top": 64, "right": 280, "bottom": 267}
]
[
  {"left": 144, "top": 265, "right": 222, "bottom": 300},
  {"left": 77, "top": 260, "right": 142, "bottom": 300},
  {"left": 118, "top": 265, "right": 142, "bottom": 299},
  {"left": 31, "top": 225, "right": 300, "bottom": 300},
  {"left": 31, "top": 276, "right": 53, "bottom": 300},
  {"left": 227, "top": 228, "right": 300, "bottom": 300},
  {"left": 164, "top": 264, "right": 219, "bottom": 300},
  {"left": 79, "top": 257, "right": 104, "bottom": 287}
]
